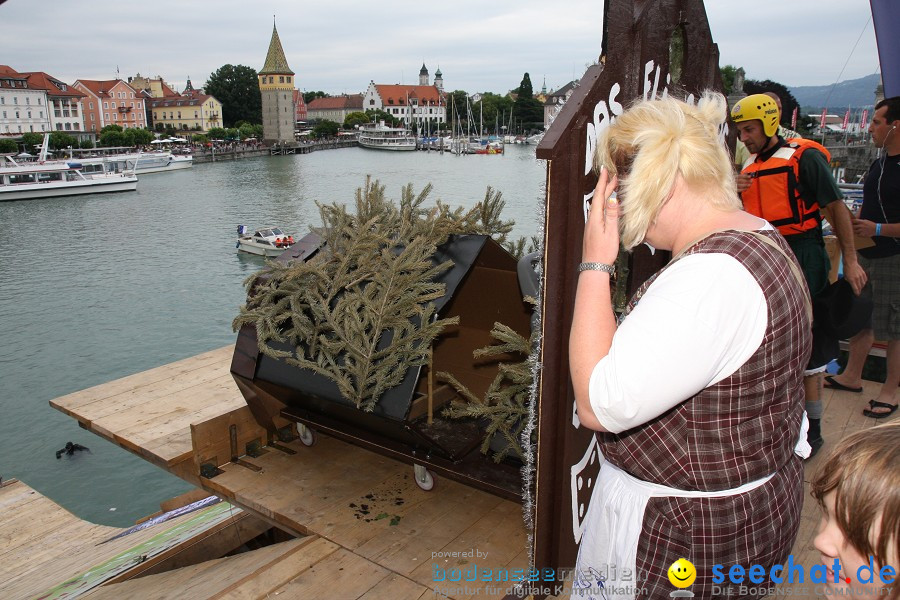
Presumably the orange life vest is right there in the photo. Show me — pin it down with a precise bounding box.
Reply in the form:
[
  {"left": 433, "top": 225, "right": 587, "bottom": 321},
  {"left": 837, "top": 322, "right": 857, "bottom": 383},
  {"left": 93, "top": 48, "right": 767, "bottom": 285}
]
[{"left": 740, "top": 138, "right": 831, "bottom": 237}]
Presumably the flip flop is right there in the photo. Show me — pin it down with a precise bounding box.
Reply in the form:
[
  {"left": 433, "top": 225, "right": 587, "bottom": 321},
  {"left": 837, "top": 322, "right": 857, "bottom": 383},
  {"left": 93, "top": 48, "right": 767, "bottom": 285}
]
[
  {"left": 823, "top": 375, "right": 863, "bottom": 393},
  {"left": 863, "top": 399, "right": 899, "bottom": 419}
]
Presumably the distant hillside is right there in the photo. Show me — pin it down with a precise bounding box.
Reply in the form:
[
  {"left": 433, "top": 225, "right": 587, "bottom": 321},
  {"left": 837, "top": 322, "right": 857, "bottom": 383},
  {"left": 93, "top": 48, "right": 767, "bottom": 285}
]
[{"left": 789, "top": 73, "right": 881, "bottom": 110}]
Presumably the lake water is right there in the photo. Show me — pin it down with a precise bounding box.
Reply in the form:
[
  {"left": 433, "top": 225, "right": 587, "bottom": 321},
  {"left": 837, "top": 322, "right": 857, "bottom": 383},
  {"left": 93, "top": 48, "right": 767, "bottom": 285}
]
[{"left": 0, "top": 144, "right": 547, "bottom": 526}]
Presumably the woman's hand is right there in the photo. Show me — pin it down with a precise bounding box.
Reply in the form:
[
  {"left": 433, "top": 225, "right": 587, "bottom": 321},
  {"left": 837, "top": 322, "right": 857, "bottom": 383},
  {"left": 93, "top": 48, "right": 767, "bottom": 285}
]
[{"left": 582, "top": 166, "right": 620, "bottom": 264}]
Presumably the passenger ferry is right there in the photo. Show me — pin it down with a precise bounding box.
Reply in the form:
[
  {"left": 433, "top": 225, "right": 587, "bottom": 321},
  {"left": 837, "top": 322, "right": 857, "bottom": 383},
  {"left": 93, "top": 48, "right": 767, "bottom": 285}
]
[
  {"left": 358, "top": 122, "right": 416, "bottom": 151},
  {"left": 0, "top": 155, "right": 138, "bottom": 201},
  {"left": 77, "top": 151, "right": 192, "bottom": 175}
]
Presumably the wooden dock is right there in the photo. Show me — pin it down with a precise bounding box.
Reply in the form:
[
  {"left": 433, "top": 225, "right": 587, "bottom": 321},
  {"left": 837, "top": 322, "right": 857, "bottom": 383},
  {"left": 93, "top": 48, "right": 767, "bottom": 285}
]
[
  {"left": 22, "top": 345, "right": 889, "bottom": 598},
  {"left": 46, "top": 345, "right": 528, "bottom": 599}
]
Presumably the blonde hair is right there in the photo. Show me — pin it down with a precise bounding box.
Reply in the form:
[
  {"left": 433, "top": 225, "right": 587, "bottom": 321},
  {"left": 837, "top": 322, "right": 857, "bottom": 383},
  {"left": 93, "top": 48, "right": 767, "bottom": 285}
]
[
  {"left": 812, "top": 422, "right": 900, "bottom": 598},
  {"left": 593, "top": 92, "right": 740, "bottom": 250}
]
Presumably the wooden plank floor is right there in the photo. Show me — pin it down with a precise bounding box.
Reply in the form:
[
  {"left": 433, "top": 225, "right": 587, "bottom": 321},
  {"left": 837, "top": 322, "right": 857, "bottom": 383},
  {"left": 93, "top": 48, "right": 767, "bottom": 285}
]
[
  {"left": 197, "top": 434, "right": 529, "bottom": 600},
  {"left": 47, "top": 346, "right": 895, "bottom": 599}
]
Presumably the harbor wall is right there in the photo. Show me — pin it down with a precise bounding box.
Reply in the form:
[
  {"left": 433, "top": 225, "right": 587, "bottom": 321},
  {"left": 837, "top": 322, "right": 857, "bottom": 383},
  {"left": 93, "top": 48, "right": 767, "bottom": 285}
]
[{"left": 192, "top": 139, "right": 358, "bottom": 163}]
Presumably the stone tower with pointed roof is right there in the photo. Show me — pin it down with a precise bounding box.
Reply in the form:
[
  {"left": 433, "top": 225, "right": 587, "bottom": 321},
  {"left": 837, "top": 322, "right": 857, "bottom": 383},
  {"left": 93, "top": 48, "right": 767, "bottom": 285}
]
[
  {"left": 259, "top": 21, "right": 296, "bottom": 144},
  {"left": 419, "top": 63, "right": 429, "bottom": 86}
]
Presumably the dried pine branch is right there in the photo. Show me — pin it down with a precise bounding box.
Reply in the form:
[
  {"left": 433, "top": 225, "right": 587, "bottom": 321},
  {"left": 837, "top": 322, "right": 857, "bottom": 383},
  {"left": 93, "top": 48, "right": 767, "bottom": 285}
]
[
  {"left": 232, "top": 176, "right": 519, "bottom": 412},
  {"left": 439, "top": 321, "right": 535, "bottom": 462}
]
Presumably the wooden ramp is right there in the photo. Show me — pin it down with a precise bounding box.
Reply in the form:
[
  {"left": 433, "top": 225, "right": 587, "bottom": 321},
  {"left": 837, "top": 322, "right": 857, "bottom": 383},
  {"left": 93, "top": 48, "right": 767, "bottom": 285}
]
[
  {"left": 0, "top": 479, "right": 267, "bottom": 600},
  {"left": 84, "top": 536, "right": 431, "bottom": 599},
  {"left": 48, "top": 346, "right": 894, "bottom": 599}
]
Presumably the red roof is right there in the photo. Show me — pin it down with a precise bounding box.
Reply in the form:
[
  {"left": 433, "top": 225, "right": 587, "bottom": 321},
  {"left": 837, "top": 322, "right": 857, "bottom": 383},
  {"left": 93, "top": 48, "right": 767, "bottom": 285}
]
[
  {"left": 374, "top": 85, "right": 443, "bottom": 106},
  {"left": 0, "top": 65, "right": 25, "bottom": 78},
  {"left": 159, "top": 80, "right": 179, "bottom": 97},
  {"left": 74, "top": 79, "right": 138, "bottom": 99},
  {"left": 21, "top": 71, "right": 85, "bottom": 98},
  {"left": 0, "top": 65, "right": 28, "bottom": 89},
  {"left": 308, "top": 95, "right": 363, "bottom": 110}
]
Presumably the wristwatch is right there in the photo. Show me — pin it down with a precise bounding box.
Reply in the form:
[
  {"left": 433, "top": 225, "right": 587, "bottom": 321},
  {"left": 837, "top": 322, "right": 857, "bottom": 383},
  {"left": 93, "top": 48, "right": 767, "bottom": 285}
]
[{"left": 577, "top": 262, "right": 615, "bottom": 275}]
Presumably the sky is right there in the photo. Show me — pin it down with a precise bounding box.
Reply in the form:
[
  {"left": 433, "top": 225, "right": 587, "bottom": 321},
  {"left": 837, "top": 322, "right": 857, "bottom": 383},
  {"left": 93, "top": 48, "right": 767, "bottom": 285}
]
[{"left": 0, "top": 0, "right": 882, "bottom": 97}]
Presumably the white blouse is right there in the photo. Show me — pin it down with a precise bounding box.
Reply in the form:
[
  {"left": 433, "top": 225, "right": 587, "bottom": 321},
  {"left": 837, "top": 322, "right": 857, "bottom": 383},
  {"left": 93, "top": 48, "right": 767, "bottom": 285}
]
[{"left": 588, "top": 251, "right": 769, "bottom": 433}]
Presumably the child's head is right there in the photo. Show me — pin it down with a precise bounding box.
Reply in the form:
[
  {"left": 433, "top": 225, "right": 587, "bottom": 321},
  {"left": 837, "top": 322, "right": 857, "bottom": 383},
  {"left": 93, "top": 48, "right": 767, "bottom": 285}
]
[{"left": 812, "top": 422, "right": 900, "bottom": 598}]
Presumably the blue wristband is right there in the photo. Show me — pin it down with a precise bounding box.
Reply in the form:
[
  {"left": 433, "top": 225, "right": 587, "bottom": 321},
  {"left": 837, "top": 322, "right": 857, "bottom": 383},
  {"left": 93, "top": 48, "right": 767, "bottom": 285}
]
[{"left": 876, "top": 223, "right": 882, "bottom": 236}]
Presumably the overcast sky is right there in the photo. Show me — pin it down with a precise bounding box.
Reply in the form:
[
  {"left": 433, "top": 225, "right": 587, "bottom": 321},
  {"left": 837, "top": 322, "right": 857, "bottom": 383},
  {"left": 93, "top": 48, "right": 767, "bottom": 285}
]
[{"left": 0, "top": 0, "right": 881, "bottom": 96}]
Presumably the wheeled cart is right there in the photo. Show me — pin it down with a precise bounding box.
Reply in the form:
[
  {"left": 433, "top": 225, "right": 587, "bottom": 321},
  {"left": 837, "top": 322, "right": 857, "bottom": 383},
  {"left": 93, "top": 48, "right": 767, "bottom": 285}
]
[{"left": 231, "top": 234, "right": 533, "bottom": 501}]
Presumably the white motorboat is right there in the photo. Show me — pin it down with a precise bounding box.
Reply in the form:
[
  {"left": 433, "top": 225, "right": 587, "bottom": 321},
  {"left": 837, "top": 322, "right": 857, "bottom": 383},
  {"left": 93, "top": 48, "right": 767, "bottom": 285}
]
[
  {"left": 78, "top": 151, "right": 192, "bottom": 175},
  {"left": 358, "top": 122, "right": 416, "bottom": 151},
  {"left": 236, "top": 226, "right": 296, "bottom": 257},
  {"left": 0, "top": 155, "right": 138, "bottom": 202}
]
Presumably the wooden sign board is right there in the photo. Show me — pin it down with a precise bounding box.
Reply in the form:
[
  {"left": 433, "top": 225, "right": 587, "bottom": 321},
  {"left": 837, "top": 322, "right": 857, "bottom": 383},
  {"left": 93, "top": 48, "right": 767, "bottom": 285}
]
[{"left": 532, "top": 0, "right": 730, "bottom": 582}]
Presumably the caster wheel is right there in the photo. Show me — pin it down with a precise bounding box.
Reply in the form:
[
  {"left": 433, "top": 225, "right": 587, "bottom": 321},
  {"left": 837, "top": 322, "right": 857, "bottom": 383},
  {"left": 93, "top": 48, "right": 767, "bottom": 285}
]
[
  {"left": 298, "top": 424, "right": 316, "bottom": 447},
  {"left": 413, "top": 464, "right": 435, "bottom": 491}
]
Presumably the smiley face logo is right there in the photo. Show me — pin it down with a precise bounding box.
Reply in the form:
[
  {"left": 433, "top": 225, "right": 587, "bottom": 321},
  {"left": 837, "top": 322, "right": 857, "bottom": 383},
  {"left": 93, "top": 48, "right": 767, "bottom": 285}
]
[{"left": 667, "top": 558, "right": 696, "bottom": 588}]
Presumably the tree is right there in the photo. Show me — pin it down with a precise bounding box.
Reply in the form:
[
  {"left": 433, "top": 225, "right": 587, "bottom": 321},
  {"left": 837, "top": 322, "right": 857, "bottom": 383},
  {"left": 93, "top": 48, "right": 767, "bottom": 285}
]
[
  {"left": 473, "top": 93, "right": 514, "bottom": 133},
  {"left": 238, "top": 123, "right": 256, "bottom": 139},
  {"left": 204, "top": 64, "right": 262, "bottom": 127},
  {"left": 98, "top": 130, "right": 128, "bottom": 147},
  {"left": 745, "top": 79, "right": 801, "bottom": 130},
  {"left": 512, "top": 73, "right": 544, "bottom": 130},
  {"left": 207, "top": 127, "right": 227, "bottom": 140},
  {"left": 517, "top": 73, "right": 535, "bottom": 99},
  {"left": 79, "top": 139, "right": 95, "bottom": 149},
  {"left": 127, "top": 128, "right": 153, "bottom": 146},
  {"left": 48, "top": 132, "right": 77, "bottom": 151},
  {"left": 720, "top": 65, "right": 737, "bottom": 96},
  {"left": 21, "top": 132, "right": 42, "bottom": 151},
  {"left": 100, "top": 124, "right": 123, "bottom": 134},
  {"left": 365, "top": 109, "right": 401, "bottom": 128},
  {"left": 447, "top": 90, "right": 469, "bottom": 125},
  {"left": 0, "top": 138, "right": 17, "bottom": 153},
  {"left": 303, "top": 90, "right": 328, "bottom": 104},
  {"left": 343, "top": 111, "right": 372, "bottom": 129},
  {"left": 312, "top": 121, "right": 339, "bottom": 139}
]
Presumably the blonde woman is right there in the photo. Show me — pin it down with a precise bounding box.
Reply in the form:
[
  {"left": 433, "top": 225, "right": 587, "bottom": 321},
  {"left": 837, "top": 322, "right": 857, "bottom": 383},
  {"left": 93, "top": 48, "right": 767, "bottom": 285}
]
[{"left": 569, "top": 93, "right": 812, "bottom": 599}]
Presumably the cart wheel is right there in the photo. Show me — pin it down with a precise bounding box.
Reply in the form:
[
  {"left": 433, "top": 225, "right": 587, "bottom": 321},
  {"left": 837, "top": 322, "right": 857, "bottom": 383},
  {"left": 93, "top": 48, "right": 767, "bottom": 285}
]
[
  {"left": 413, "top": 464, "right": 435, "bottom": 491},
  {"left": 297, "top": 424, "right": 316, "bottom": 447}
]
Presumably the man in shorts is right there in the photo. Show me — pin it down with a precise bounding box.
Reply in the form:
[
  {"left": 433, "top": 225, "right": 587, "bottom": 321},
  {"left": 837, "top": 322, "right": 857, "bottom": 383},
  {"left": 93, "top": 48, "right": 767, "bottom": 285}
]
[{"left": 824, "top": 97, "right": 900, "bottom": 419}]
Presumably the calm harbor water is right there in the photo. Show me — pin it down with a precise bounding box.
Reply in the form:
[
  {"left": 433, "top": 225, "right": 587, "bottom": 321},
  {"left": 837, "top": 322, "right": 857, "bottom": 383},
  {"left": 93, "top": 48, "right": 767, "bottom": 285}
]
[{"left": 0, "top": 144, "right": 546, "bottom": 526}]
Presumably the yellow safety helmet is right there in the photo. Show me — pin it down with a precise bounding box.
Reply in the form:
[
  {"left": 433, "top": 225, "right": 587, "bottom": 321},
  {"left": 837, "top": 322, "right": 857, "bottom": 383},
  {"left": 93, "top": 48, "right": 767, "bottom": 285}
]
[{"left": 730, "top": 93, "right": 780, "bottom": 137}]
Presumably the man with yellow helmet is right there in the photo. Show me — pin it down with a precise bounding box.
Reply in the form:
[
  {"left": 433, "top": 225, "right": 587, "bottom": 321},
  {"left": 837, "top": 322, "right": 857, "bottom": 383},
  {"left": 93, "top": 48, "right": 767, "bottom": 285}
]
[{"left": 732, "top": 93, "right": 866, "bottom": 458}]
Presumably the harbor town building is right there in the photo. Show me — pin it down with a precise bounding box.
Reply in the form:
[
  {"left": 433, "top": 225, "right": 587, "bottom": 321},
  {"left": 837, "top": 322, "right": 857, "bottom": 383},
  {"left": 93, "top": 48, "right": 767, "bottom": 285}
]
[
  {"left": 148, "top": 79, "right": 223, "bottom": 133},
  {"left": 259, "top": 22, "right": 297, "bottom": 145},
  {"left": 72, "top": 78, "right": 147, "bottom": 134},
  {"left": 306, "top": 94, "right": 363, "bottom": 124},
  {"left": 363, "top": 65, "right": 446, "bottom": 131},
  {"left": 0, "top": 65, "right": 89, "bottom": 140}
]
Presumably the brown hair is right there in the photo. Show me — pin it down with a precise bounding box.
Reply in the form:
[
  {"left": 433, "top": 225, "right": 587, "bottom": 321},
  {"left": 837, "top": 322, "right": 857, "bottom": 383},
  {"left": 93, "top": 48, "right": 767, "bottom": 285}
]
[
  {"left": 875, "top": 97, "right": 900, "bottom": 124},
  {"left": 811, "top": 422, "right": 900, "bottom": 596}
]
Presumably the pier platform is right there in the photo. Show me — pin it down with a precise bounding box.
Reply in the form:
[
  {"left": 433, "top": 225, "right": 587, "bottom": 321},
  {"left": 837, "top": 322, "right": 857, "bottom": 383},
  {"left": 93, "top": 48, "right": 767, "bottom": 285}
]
[
  {"left": 49, "top": 345, "right": 528, "bottom": 599},
  {"left": 42, "top": 345, "right": 891, "bottom": 599}
]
